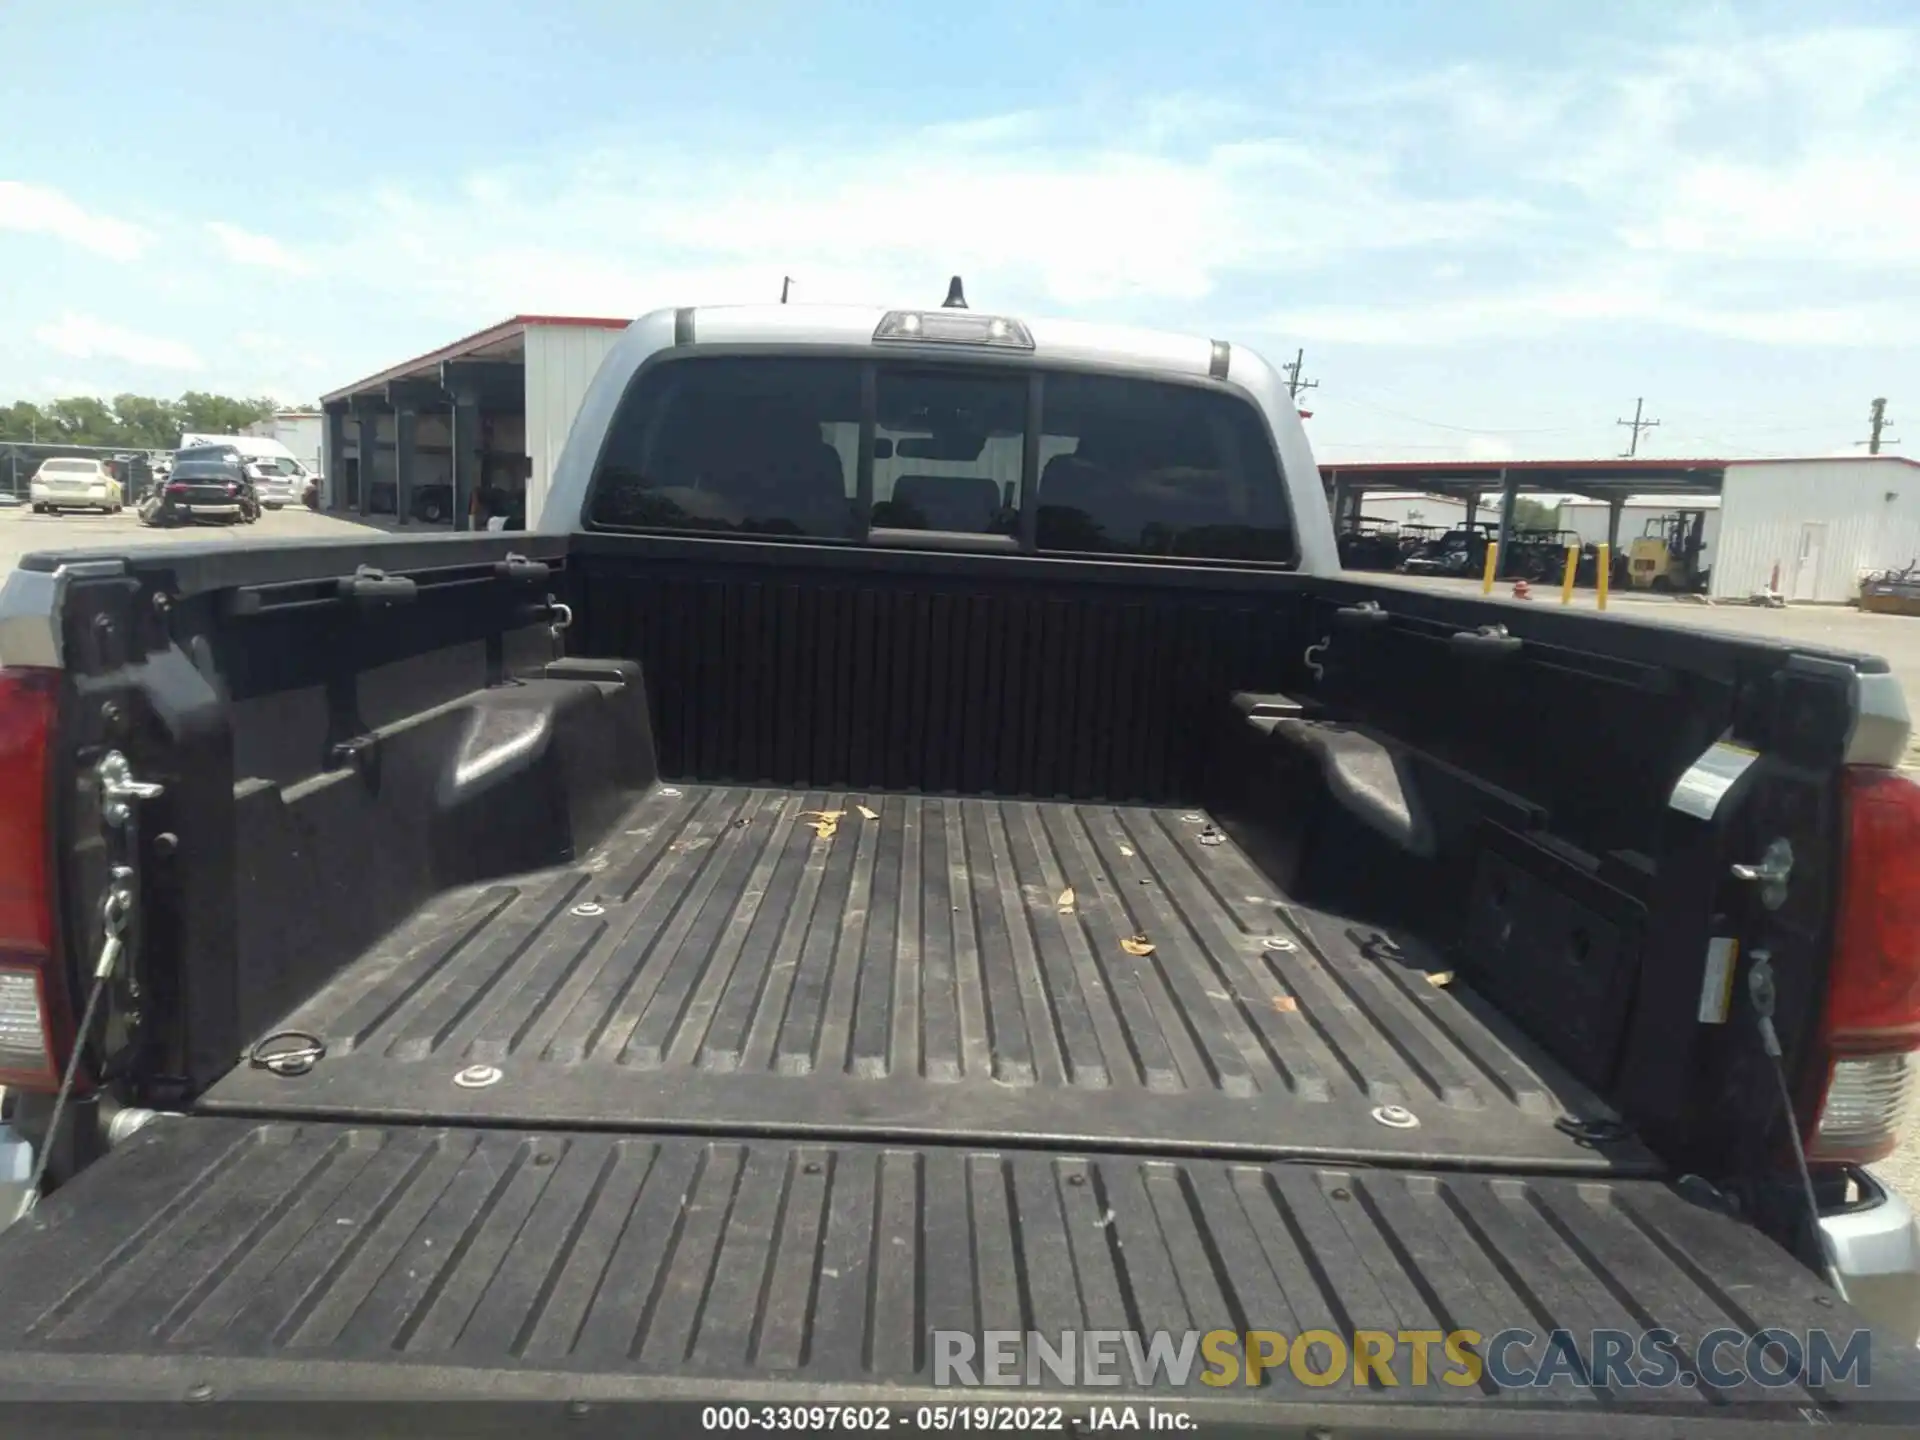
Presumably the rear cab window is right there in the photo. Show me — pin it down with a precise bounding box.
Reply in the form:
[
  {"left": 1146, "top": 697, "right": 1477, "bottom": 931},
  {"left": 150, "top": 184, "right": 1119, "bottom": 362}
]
[{"left": 587, "top": 356, "right": 1295, "bottom": 564}]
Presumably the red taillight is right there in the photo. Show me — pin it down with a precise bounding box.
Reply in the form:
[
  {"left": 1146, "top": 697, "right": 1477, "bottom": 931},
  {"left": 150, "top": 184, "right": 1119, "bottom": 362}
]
[
  {"left": 0, "top": 668, "right": 69, "bottom": 1091},
  {"left": 167, "top": 483, "right": 186, "bottom": 496},
  {"left": 1808, "top": 766, "right": 1920, "bottom": 1162}
]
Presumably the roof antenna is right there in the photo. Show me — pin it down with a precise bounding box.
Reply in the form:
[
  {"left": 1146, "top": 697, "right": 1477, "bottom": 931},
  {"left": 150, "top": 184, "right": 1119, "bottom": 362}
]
[
  {"left": 942, "top": 275, "right": 968, "bottom": 309},
  {"left": 780, "top": 275, "right": 793, "bottom": 304}
]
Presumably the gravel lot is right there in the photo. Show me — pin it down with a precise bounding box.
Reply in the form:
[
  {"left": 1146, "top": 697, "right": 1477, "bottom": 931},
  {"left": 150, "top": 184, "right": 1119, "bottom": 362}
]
[{"left": 7, "top": 511, "right": 1919, "bottom": 1208}]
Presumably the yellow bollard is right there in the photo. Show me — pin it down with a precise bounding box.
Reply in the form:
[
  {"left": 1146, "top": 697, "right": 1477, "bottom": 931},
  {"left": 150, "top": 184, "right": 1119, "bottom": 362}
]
[
  {"left": 1596, "top": 544, "right": 1611, "bottom": 611},
  {"left": 1561, "top": 545, "right": 1578, "bottom": 605},
  {"left": 1481, "top": 541, "right": 1499, "bottom": 595}
]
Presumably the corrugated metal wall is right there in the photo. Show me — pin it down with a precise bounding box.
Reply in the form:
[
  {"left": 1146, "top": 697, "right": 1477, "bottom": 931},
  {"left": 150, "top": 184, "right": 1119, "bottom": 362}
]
[
  {"left": 1710, "top": 459, "right": 1920, "bottom": 601},
  {"left": 1358, "top": 491, "right": 1469, "bottom": 528},
  {"left": 524, "top": 324, "right": 627, "bottom": 523}
]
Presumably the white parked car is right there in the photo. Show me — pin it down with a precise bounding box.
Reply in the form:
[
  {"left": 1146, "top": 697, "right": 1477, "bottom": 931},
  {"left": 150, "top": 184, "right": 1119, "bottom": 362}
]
[
  {"left": 29, "top": 457, "right": 124, "bottom": 514},
  {"left": 243, "top": 454, "right": 309, "bottom": 509}
]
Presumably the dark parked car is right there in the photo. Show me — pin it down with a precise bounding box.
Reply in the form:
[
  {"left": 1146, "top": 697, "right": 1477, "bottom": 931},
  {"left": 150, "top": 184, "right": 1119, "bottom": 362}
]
[{"left": 138, "top": 454, "right": 257, "bottom": 526}]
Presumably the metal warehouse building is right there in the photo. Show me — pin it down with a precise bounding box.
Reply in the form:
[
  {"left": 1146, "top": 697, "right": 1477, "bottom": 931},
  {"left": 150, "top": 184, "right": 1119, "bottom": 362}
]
[{"left": 320, "top": 314, "right": 629, "bottom": 529}]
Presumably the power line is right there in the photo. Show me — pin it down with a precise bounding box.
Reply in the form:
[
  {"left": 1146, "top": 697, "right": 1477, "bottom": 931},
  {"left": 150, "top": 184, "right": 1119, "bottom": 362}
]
[
  {"left": 1326, "top": 391, "right": 1578, "bottom": 435},
  {"left": 1857, "top": 397, "right": 1900, "bottom": 455},
  {"left": 1616, "top": 397, "right": 1661, "bottom": 456}
]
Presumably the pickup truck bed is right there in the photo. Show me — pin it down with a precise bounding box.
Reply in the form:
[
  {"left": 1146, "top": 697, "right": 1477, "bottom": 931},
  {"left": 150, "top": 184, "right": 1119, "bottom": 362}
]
[{"left": 203, "top": 784, "right": 1636, "bottom": 1172}]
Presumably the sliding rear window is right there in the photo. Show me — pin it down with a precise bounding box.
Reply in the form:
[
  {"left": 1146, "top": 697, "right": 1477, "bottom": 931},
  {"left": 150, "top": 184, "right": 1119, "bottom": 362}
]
[{"left": 587, "top": 356, "right": 1294, "bottom": 563}]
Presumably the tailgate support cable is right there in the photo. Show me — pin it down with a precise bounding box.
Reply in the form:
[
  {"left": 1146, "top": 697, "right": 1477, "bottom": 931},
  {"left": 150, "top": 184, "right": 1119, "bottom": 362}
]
[
  {"left": 11, "top": 871, "right": 133, "bottom": 1224},
  {"left": 1747, "top": 953, "right": 1851, "bottom": 1302}
]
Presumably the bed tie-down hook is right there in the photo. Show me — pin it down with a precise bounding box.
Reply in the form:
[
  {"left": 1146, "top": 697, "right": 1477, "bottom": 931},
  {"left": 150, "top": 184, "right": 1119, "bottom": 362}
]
[
  {"left": 1303, "top": 635, "right": 1331, "bottom": 682},
  {"left": 546, "top": 594, "right": 573, "bottom": 660}
]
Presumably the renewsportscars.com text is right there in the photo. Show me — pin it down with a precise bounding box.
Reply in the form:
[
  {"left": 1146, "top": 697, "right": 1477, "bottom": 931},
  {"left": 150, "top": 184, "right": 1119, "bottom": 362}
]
[{"left": 933, "top": 1327, "right": 1874, "bottom": 1391}]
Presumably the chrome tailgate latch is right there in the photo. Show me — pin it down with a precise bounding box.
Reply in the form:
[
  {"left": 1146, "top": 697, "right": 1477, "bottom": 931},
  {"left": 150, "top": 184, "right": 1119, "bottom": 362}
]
[
  {"left": 1731, "top": 837, "right": 1793, "bottom": 910},
  {"left": 97, "top": 751, "right": 164, "bottom": 829}
]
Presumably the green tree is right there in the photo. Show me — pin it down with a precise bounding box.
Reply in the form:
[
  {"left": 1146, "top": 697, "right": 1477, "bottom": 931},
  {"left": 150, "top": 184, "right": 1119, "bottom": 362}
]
[
  {"left": 1512, "top": 497, "right": 1560, "bottom": 530},
  {"left": 176, "top": 391, "right": 276, "bottom": 436},
  {"left": 45, "top": 396, "right": 118, "bottom": 444},
  {"left": 0, "top": 392, "right": 283, "bottom": 448},
  {"left": 109, "top": 393, "right": 185, "bottom": 449},
  {"left": 0, "top": 401, "right": 48, "bottom": 443}
]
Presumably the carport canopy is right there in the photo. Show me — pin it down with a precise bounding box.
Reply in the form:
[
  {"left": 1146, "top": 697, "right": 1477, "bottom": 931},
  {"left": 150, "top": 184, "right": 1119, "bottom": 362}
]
[
  {"left": 1320, "top": 458, "right": 1728, "bottom": 574},
  {"left": 320, "top": 314, "right": 626, "bottom": 529}
]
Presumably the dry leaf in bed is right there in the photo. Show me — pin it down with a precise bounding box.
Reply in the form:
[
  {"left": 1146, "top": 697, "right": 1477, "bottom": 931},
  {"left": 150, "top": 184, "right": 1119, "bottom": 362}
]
[
  {"left": 1120, "top": 933, "right": 1155, "bottom": 956},
  {"left": 802, "top": 810, "right": 846, "bottom": 820},
  {"left": 1119, "top": 844, "right": 1135, "bottom": 857},
  {"left": 1426, "top": 970, "right": 1455, "bottom": 988},
  {"left": 1057, "top": 887, "right": 1077, "bottom": 912},
  {"left": 812, "top": 819, "right": 838, "bottom": 840},
  {"left": 1270, "top": 995, "right": 1299, "bottom": 1014},
  {"left": 857, "top": 805, "right": 880, "bottom": 820}
]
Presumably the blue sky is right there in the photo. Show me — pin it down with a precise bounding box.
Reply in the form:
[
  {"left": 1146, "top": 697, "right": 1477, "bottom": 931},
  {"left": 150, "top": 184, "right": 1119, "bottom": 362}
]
[{"left": 2, "top": 0, "right": 1915, "bottom": 460}]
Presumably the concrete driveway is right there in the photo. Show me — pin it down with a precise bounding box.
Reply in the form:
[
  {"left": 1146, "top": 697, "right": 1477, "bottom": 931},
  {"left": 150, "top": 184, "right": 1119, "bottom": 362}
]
[{"left": 0, "top": 498, "right": 405, "bottom": 572}]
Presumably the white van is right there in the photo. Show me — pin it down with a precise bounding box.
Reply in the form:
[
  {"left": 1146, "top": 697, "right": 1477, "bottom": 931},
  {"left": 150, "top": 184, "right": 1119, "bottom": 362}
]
[{"left": 177, "top": 433, "right": 312, "bottom": 509}]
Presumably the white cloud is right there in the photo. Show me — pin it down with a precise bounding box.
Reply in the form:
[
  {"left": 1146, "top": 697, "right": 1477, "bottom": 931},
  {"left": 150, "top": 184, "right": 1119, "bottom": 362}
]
[
  {"left": 315, "top": 111, "right": 1528, "bottom": 324},
  {"left": 33, "top": 313, "right": 203, "bottom": 371},
  {"left": 207, "top": 221, "right": 310, "bottom": 273},
  {"left": 0, "top": 180, "right": 147, "bottom": 260}
]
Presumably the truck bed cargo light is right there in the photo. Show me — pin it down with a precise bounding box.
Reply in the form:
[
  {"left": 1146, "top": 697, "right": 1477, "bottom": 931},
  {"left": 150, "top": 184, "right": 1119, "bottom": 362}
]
[{"left": 874, "top": 310, "right": 1035, "bottom": 351}]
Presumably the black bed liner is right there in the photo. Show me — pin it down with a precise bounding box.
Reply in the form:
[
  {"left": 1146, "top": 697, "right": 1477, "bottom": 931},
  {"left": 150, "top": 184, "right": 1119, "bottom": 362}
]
[
  {"left": 2, "top": 1117, "right": 1914, "bottom": 1426},
  {"left": 205, "top": 786, "right": 1639, "bottom": 1172}
]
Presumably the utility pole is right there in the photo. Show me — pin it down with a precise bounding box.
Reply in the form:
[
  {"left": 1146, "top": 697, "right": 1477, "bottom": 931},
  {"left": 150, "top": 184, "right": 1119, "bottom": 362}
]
[
  {"left": 1283, "top": 348, "right": 1318, "bottom": 402},
  {"left": 780, "top": 276, "right": 793, "bottom": 304},
  {"left": 1616, "top": 397, "right": 1660, "bottom": 457},
  {"left": 1859, "top": 397, "right": 1899, "bottom": 455}
]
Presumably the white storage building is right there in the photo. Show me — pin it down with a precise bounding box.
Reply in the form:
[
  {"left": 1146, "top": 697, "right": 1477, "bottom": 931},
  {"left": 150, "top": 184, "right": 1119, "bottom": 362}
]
[
  {"left": 1710, "top": 457, "right": 1920, "bottom": 602},
  {"left": 1357, "top": 491, "right": 1472, "bottom": 529}
]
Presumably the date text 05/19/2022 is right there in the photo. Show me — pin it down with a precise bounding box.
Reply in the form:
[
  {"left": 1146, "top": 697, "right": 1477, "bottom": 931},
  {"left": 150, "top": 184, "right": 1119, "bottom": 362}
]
[{"left": 698, "top": 1403, "right": 1196, "bottom": 1431}]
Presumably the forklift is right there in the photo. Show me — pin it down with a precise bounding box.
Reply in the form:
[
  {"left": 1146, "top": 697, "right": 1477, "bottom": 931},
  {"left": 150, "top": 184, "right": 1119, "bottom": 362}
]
[{"left": 1627, "top": 509, "right": 1711, "bottom": 593}]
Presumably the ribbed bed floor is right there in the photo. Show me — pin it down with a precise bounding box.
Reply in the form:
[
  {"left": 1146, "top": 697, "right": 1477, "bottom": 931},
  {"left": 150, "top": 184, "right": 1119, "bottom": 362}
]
[{"left": 204, "top": 784, "right": 1643, "bottom": 1171}]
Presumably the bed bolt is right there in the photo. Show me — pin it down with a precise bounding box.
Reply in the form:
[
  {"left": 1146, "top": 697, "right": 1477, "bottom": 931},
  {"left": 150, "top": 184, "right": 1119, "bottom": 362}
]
[
  {"left": 1263, "top": 936, "right": 1297, "bottom": 953},
  {"left": 1067, "top": 1173, "right": 1086, "bottom": 1187},
  {"left": 185, "top": 1383, "right": 214, "bottom": 1403},
  {"left": 154, "top": 832, "right": 179, "bottom": 857},
  {"left": 1371, "top": 1104, "right": 1420, "bottom": 1129},
  {"left": 570, "top": 901, "right": 605, "bottom": 918},
  {"left": 566, "top": 1401, "right": 592, "bottom": 1419},
  {"left": 454, "top": 1064, "right": 503, "bottom": 1089}
]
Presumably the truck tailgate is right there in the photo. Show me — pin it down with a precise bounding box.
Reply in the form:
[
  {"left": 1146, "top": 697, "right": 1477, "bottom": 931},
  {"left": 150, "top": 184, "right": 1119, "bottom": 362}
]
[{"left": 1, "top": 1118, "right": 1916, "bottom": 1429}]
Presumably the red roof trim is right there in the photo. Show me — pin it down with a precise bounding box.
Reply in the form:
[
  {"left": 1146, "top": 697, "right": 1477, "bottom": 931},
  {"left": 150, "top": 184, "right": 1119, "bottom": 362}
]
[
  {"left": 321, "top": 314, "right": 632, "bottom": 404},
  {"left": 508, "top": 314, "right": 632, "bottom": 330}
]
